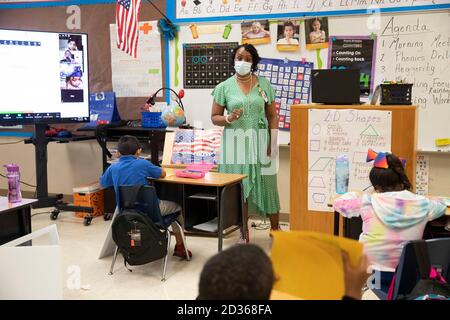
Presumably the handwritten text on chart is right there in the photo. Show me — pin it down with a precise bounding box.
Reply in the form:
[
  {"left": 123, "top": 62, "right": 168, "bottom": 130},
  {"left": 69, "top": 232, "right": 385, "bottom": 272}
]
[
  {"left": 378, "top": 16, "right": 450, "bottom": 109},
  {"left": 308, "top": 109, "right": 392, "bottom": 212},
  {"left": 176, "top": 0, "right": 447, "bottom": 19}
]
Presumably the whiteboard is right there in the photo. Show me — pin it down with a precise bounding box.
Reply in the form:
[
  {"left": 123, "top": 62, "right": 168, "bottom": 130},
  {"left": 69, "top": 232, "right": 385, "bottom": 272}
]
[
  {"left": 170, "top": 10, "right": 450, "bottom": 149},
  {"left": 307, "top": 109, "right": 392, "bottom": 212}
]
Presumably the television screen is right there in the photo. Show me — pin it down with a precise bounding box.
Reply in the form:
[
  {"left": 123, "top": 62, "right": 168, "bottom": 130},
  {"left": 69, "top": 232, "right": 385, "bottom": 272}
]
[{"left": 0, "top": 29, "right": 89, "bottom": 124}]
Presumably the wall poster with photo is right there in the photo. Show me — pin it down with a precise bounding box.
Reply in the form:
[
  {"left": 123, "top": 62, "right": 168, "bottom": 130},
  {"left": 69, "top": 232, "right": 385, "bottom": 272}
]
[
  {"left": 304, "top": 17, "right": 329, "bottom": 50},
  {"left": 276, "top": 20, "right": 300, "bottom": 52},
  {"left": 241, "top": 20, "right": 271, "bottom": 45}
]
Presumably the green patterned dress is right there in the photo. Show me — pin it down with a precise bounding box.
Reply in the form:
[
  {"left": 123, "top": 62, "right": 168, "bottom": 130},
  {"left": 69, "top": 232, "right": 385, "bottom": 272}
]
[{"left": 212, "top": 75, "right": 280, "bottom": 217}]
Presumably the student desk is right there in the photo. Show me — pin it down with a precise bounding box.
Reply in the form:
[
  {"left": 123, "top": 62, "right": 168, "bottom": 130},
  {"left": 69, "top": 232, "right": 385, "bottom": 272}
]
[
  {"left": 0, "top": 197, "right": 37, "bottom": 246},
  {"left": 154, "top": 168, "right": 247, "bottom": 252}
]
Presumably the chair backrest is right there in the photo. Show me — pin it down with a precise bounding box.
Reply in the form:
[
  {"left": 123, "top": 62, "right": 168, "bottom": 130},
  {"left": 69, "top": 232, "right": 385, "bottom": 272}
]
[
  {"left": 392, "top": 238, "right": 450, "bottom": 299},
  {"left": 119, "top": 185, "right": 163, "bottom": 226},
  {"left": 112, "top": 185, "right": 168, "bottom": 266}
]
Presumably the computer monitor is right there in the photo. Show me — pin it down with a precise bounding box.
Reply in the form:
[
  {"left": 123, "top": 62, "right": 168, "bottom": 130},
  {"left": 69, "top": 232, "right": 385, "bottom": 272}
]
[
  {"left": 0, "top": 29, "right": 89, "bottom": 125},
  {"left": 311, "top": 69, "right": 360, "bottom": 105}
]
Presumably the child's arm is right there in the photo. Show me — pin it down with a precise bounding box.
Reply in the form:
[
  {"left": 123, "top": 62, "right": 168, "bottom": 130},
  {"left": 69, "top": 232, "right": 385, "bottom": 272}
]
[
  {"left": 144, "top": 161, "right": 164, "bottom": 179},
  {"left": 333, "top": 192, "right": 365, "bottom": 218},
  {"left": 99, "top": 167, "right": 113, "bottom": 188},
  {"left": 426, "top": 196, "right": 447, "bottom": 221}
]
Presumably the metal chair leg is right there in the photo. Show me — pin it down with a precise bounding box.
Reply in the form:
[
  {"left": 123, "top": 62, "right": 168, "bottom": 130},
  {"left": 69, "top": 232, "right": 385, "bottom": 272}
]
[
  {"left": 109, "top": 246, "right": 119, "bottom": 275},
  {"left": 175, "top": 220, "right": 190, "bottom": 262},
  {"left": 162, "top": 230, "right": 171, "bottom": 281}
]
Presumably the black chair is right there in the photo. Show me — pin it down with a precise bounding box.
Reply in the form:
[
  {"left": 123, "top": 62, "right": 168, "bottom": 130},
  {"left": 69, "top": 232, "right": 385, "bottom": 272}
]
[
  {"left": 109, "top": 185, "right": 190, "bottom": 281},
  {"left": 390, "top": 238, "right": 450, "bottom": 299}
]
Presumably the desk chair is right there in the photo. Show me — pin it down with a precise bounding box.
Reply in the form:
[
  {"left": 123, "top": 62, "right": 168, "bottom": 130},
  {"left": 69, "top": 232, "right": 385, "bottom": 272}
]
[
  {"left": 109, "top": 185, "right": 190, "bottom": 281},
  {"left": 390, "top": 238, "right": 450, "bottom": 299}
]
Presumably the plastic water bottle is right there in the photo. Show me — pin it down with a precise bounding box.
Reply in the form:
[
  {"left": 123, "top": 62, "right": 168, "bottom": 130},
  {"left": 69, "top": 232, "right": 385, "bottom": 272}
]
[
  {"left": 4, "top": 164, "right": 22, "bottom": 203},
  {"left": 335, "top": 155, "right": 349, "bottom": 194}
]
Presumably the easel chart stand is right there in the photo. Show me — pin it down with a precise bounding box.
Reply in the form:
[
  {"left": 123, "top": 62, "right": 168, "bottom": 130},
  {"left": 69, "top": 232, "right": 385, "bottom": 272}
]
[{"left": 290, "top": 104, "right": 417, "bottom": 234}]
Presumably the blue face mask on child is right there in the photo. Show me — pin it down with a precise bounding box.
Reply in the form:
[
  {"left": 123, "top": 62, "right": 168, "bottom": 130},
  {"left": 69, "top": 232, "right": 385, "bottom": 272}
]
[{"left": 234, "top": 61, "right": 252, "bottom": 76}]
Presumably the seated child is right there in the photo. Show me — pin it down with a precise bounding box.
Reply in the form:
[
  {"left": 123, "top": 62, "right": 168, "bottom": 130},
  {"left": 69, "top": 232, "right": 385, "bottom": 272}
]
[
  {"left": 100, "top": 135, "right": 192, "bottom": 259},
  {"left": 333, "top": 150, "right": 446, "bottom": 291},
  {"left": 197, "top": 244, "right": 368, "bottom": 300}
]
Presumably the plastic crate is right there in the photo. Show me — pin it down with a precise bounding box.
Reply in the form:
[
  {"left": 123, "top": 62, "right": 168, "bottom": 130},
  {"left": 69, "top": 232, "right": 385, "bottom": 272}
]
[
  {"left": 73, "top": 189, "right": 104, "bottom": 218},
  {"left": 380, "top": 84, "right": 412, "bottom": 105},
  {"left": 141, "top": 111, "right": 166, "bottom": 128}
]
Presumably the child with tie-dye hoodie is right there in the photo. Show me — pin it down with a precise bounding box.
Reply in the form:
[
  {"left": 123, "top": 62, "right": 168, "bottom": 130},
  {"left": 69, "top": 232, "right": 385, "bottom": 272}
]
[{"left": 333, "top": 151, "right": 446, "bottom": 291}]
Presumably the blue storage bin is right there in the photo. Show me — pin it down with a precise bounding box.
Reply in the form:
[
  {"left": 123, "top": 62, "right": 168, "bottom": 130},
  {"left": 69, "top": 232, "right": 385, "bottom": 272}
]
[{"left": 141, "top": 112, "right": 166, "bottom": 128}]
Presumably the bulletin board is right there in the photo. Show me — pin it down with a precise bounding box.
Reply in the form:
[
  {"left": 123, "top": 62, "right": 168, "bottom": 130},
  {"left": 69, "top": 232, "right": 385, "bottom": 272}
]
[{"left": 169, "top": 8, "right": 450, "bottom": 150}]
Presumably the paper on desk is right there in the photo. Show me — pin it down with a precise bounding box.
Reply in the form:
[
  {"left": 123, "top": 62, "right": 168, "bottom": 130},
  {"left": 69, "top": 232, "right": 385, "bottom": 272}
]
[
  {"left": 271, "top": 231, "right": 363, "bottom": 300},
  {"left": 193, "top": 217, "right": 218, "bottom": 233}
]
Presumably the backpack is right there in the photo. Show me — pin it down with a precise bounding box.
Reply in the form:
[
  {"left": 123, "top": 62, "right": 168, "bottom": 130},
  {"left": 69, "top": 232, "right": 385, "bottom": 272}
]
[
  {"left": 388, "top": 241, "right": 450, "bottom": 300},
  {"left": 112, "top": 200, "right": 168, "bottom": 267}
]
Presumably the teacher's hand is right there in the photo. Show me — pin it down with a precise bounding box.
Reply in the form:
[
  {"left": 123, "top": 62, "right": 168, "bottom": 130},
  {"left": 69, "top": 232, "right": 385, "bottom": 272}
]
[{"left": 228, "top": 108, "right": 243, "bottom": 122}]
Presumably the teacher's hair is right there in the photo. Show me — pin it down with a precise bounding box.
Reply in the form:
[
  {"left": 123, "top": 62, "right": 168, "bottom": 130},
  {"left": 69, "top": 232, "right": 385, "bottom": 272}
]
[{"left": 231, "top": 44, "right": 261, "bottom": 73}]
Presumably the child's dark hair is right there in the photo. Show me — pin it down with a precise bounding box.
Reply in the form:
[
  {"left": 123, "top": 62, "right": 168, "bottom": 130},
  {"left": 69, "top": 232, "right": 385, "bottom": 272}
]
[
  {"left": 283, "top": 21, "right": 295, "bottom": 30},
  {"left": 118, "top": 135, "right": 141, "bottom": 156},
  {"left": 369, "top": 153, "right": 411, "bottom": 192},
  {"left": 231, "top": 44, "right": 261, "bottom": 73},
  {"left": 197, "top": 244, "right": 274, "bottom": 300}
]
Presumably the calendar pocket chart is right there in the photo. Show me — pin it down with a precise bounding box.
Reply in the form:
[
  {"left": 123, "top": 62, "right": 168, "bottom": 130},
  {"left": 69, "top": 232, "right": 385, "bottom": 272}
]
[
  {"left": 257, "top": 58, "right": 314, "bottom": 131},
  {"left": 183, "top": 42, "right": 238, "bottom": 89}
]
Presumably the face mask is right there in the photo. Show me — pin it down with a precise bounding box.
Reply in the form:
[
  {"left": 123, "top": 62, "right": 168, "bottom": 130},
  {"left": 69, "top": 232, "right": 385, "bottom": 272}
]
[{"left": 234, "top": 61, "right": 252, "bottom": 76}]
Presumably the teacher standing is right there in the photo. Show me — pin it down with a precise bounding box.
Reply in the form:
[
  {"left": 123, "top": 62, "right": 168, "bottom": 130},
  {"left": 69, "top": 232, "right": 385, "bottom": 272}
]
[{"left": 211, "top": 44, "right": 280, "bottom": 243}]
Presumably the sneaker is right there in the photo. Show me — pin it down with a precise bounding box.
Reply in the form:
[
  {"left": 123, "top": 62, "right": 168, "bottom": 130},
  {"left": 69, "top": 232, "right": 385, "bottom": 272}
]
[{"left": 173, "top": 244, "right": 192, "bottom": 259}]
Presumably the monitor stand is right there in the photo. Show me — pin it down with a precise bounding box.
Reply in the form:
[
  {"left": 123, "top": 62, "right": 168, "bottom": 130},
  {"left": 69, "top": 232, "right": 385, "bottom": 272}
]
[{"left": 29, "top": 123, "right": 94, "bottom": 225}]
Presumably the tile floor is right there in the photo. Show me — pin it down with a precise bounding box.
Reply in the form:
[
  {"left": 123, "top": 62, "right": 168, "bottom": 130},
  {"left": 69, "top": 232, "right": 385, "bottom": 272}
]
[{"left": 30, "top": 209, "right": 378, "bottom": 300}]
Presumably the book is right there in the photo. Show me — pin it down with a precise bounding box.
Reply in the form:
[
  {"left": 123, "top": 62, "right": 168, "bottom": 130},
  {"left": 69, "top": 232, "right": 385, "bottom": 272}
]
[{"left": 192, "top": 217, "right": 218, "bottom": 233}]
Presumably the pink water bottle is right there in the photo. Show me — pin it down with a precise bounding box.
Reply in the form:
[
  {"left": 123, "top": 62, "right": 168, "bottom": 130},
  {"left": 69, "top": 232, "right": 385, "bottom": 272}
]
[{"left": 4, "top": 164, "right": 22, "bottom": 203}]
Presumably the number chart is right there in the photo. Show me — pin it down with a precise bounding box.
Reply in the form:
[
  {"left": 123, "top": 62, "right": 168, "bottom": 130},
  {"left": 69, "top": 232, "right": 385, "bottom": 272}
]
[
  {"left": 183, "top": 42, "right": 238, "bottom": 89},
  {"left": 257, "top": 58, "right": 314, "bottom": 131}
]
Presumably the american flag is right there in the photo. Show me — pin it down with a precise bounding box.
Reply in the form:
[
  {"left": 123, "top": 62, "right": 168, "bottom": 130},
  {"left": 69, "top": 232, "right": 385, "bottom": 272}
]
[
  {"left": 116, "top": 0, "right": 142, "bottom": 58},
  {"left": 172, "top": 129, "right": 223, "bottom": 165}
]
